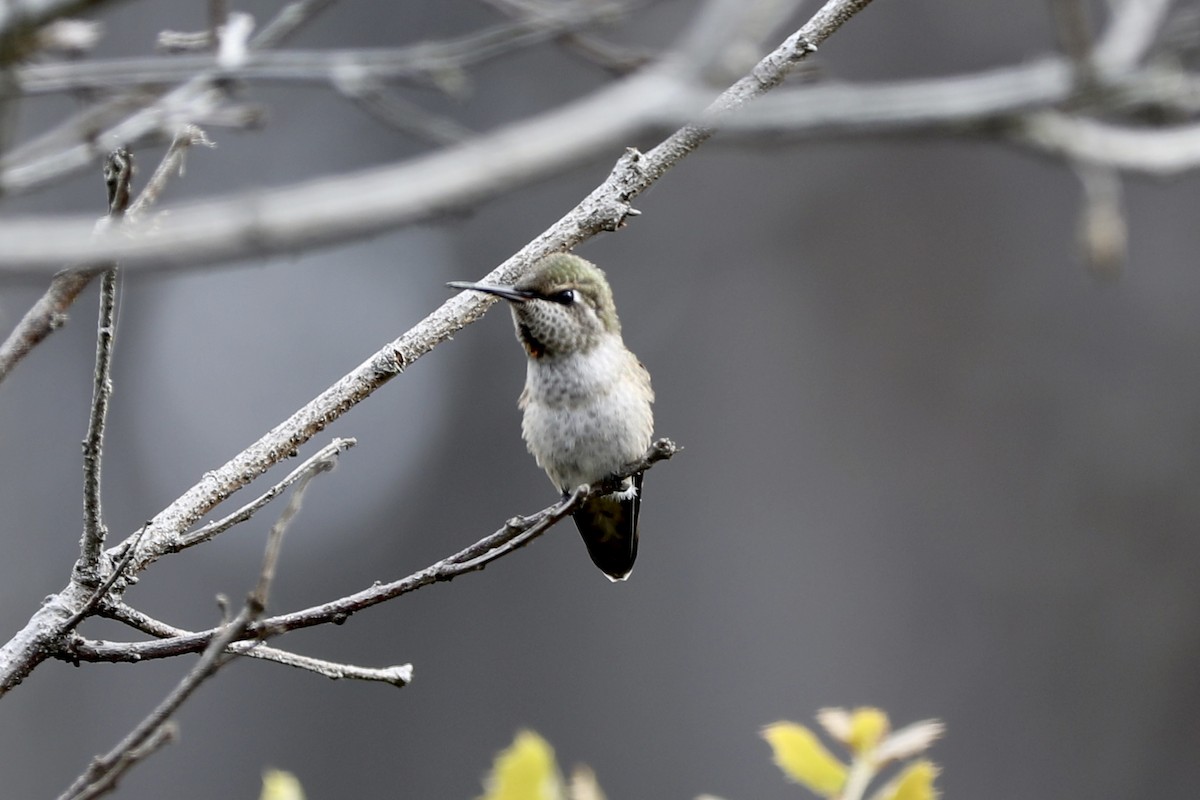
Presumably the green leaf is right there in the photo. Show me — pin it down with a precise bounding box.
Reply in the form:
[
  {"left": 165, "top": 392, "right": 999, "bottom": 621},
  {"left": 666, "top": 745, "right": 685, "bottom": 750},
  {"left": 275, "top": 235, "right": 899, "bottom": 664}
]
[
  {"left": 761, "top": 722, "right": 848, "bottom": 797},
  {"left": 480, "top": 730, "right": 564, "bottom": 800},
  {"left": 876, "top": 759, "right": 940, "bottom": 800}
]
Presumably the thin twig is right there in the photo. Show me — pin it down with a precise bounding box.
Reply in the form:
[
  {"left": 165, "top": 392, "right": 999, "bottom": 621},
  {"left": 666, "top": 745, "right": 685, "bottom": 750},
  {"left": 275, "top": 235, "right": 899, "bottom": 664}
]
[
  {"left": 68, "top": 439, "right": 680, "bottom": 663},
  {"left": 16, "top": 13, "right": 626, "bottom": 96},
  {"left": 78, "top": 264, "right": 118, "bottom": 573},
  {"left": 251, "top": 457, "right": 326, "bottom": 608},
  {"left": 478, "top": 0, "right": 652, "bottom": 73},
  {"left": 230, "top": 646, "right": 413, "bottom": 686},
  {"left": 76, "top": 148, "right": 132, "bottom": 581},
  {"left": 127, "top": 125, "right": 214, "bottom": 221},
  {"left": 0, "top": 267, "right": 108, "bottom": 386},
  {"left": 0, "top": 129, "right": 209, "bottom": 387},
  {"left": 176, "top": 437, "right": 355, "bottom": 552},
  {"left": 1094, "top": 0, "right": 1174, "bottom": 70},
  {"left": 103, "top": 603, "right": 412, "bottom": 686},
  {"left": 252, "top": 0, "right": 338, "bottom": 49},
  {"left": 334, "top": 76, "right": 474, "bottom": 145},
  {"left": 63, "top": 723, "right": 178, "bottom": 800},
  {"left": 57, "top": 607, "right": 253, "bottom": 800},
  {"left": 58, "top": 444, "right": 325, "bottom": 800},
  {"left": 0, "top": 0, "right": 335, "bottom": 196},
  {"left": 0, "top": 2, "right": 624, "bottom": 200},
  {"left": 0, "top": 0, "right": 866, "bottom": 271}
]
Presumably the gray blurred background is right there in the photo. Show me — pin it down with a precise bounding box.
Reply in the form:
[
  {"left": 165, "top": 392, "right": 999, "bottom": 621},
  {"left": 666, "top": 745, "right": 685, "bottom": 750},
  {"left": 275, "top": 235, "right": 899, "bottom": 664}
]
[{"left": 3, "top": 0, "right": 1200, "bottom": 798}]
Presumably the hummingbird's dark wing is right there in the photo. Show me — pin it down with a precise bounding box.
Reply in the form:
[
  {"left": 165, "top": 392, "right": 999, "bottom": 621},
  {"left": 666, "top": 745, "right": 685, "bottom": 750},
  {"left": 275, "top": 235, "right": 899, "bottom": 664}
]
[{"left": 572, "top": 472, "right": 642, "bottom": 581}]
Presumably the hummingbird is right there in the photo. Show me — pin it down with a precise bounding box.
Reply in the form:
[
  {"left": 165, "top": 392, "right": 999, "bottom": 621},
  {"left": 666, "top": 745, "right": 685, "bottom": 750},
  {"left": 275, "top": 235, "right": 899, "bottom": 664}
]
[{"left": 448, "top": 253, "right": 655, "bottom": 581}]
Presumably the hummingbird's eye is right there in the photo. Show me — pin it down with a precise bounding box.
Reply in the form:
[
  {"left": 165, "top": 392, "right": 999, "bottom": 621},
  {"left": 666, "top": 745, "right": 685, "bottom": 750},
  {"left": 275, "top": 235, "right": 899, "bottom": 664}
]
[{"left": 550, "top": 289, "right": 577, "bottom": 305}]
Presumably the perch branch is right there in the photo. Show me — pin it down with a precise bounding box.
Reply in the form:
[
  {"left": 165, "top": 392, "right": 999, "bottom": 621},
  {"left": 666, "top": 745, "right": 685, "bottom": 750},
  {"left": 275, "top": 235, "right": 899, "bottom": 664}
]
[{"left": 68, "top": 439, "right": 680, "bottom": 663}]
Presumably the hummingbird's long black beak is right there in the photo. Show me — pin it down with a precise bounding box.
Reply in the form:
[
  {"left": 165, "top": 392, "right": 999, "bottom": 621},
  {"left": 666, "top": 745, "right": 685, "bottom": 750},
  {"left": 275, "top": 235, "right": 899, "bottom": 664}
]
[{"left": 447, "top": 280, "right": 533, "bottom": 304}]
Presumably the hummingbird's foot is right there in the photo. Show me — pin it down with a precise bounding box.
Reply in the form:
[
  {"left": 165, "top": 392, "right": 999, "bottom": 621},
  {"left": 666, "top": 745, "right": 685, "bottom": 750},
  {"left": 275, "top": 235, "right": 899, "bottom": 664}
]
[{"left": 591, "top": 474, "right": 636, "bottom": 500}]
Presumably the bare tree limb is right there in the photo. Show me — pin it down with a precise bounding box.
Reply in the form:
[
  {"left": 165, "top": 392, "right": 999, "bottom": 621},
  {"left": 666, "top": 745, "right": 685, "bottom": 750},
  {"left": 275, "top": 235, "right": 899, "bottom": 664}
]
[
  {"left": 229, "top": 647, "right": 413, "bottom": 686},
  {"left": 78, "top": 263, "right": 119, "bottom": 571},
  {"left": 0, "top": 67, "right": 692, "bottom": 268},
  {"left": 1095, "top": 0, "right": 1174, "bottom": 69},
  {"left": 1016, "top": 110, "right": 1200, "bottom": 172},
  {"left": 478, "top": 0, "right": 654, "bottom": 73},
  {"left": 0, "top": 270, "right": 100, "bottom": 385},
  {"left": 252, "top": 0, "right": 338, "bottom": 50},
  {"left": 175, "top": 437, "right": 356, "bottom": 553},
  {"left": 0, "top": 0, "right": 868, "bottom": 272},
  {"left": 68, "top": 439, "right": 680, "bottom": 664},
  {"left": 103, "top": 603, "right": 412, "bottom": 687},
  {"left": 701, "top": 0, "right": 1183, "bottom": 157},
  {"left": 58, "top": 451, "right": 326, "bottom": 800},
  {"left": 0, "top": 0, "right": 336, "bottom": 196},
  {"left": 0, "top": 432, "right": 351, "bottom": 696},
  {"left": 13, "top": 5, "right": 628, "bottom": 95},
  {"left": 60, "top": 724, "right": 177, "bottom": 800},
  {"left": 0, "top": 128, "right": 210, "bottom": 388},
  {"left": 5, "top": 0, "right": 321, "bottom": 170},
  {"left": 75, "top": 148, "right": 132, "bottom": 580},
  {"left": 333, "top": 74, "right": 474, "bottom": 145},
  {"left": 126, "top": 124, "right": 213, "bottom": 220}
]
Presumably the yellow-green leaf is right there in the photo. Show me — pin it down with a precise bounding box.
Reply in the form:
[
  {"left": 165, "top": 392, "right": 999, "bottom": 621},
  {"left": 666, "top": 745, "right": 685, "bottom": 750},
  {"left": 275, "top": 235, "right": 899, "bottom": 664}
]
[
  {"left": 259, "top": 769, "right": 305, "bottom": 800},
  {"left": 846, "top": 707, "right": 890, "bottom": 755},
  {"left": 877, "top": 759, "right": 939, "bottom": 800},
  {"left": 480, "top": 730, "right": 564, "bottom": 800},
  {"left": 761, "top": 722, "right": 848, "bottom": 797}
]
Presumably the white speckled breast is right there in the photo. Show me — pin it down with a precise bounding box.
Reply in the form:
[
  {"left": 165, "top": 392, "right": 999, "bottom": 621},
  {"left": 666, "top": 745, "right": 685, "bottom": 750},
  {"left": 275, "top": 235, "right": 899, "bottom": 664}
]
[{"left": 519, "top": 336, "right": 654, "bottom": 492}]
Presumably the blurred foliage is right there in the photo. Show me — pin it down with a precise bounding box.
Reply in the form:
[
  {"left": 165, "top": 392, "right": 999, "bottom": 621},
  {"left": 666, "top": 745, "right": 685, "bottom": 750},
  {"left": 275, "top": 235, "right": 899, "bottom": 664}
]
[
  {"left": 762, "top": 721, "right": 849, "bottom": 795},
  {"left": 259, "top": 769, "right": 305, "bottom": 800},
  {"left": 479, "top": 730, "right": 566, "bottom": 800},
  {"left": 762, "top": 707, "right": 943, "bottom": 800},
  {"left": 470, "top": 707, "right": 941, "bottom": 800}
]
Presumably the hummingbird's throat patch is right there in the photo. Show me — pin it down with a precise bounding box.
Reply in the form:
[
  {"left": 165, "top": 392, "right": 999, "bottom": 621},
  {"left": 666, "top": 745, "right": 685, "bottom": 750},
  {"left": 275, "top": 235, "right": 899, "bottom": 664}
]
[{"left": 517, "top": 322, "right": 546, "bottom": 358}]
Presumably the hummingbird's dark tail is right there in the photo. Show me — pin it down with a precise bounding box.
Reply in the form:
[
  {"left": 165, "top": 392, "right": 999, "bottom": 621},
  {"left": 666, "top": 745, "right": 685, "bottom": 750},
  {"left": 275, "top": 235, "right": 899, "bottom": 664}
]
[{"left": 572, "top": 472, "right": 642, "bottom": 581}]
